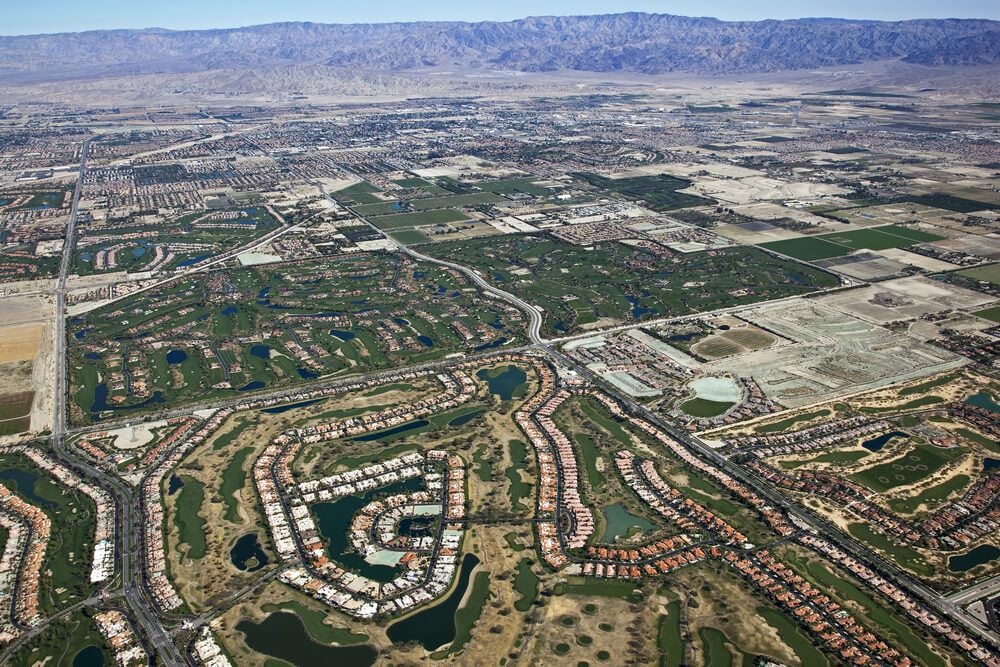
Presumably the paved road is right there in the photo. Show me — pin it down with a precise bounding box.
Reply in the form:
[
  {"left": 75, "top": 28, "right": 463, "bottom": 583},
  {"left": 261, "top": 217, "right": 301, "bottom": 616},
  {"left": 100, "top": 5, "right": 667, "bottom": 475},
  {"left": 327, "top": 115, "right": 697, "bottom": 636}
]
[
  {"left": 45, "top": 138, "right": 186, "bottom": 667},
  {"left": 541, "top": 341, "right": 1000, "bottom": 648},
  {"left": 336, "top": 186, "right": 998, "bottom": 648},
  {"left": 36, "top": 140, "right": 997, "bottom": 665}
]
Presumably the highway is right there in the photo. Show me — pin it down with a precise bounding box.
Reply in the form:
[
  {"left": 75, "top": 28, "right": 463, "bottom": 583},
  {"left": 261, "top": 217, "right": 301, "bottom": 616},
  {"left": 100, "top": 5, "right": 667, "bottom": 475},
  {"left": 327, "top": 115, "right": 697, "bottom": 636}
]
[
  {"left": 540, "top": 342, "right": 1000, "bottom": 649},
  {"left": 44, "top": 138, "right": 186, "bottom": 667},
  {"left": 23, "top": 138, "right": 993, "bottom": 666},
  {"left": 338, "top": 192, "right": 999, "bottom": 648}
]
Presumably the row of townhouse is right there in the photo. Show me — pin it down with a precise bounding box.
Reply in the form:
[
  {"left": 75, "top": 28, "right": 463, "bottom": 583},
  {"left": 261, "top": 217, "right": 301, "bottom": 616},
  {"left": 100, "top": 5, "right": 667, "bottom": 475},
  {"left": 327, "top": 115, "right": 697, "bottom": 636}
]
[
  {"left": 588, "top": 390, "right": 796, "bottom": 537},
  {"left": 93, "top": 610, "right": 148, "bottom": 667},
  {"left": 0, "top": 482, "right": 49, "bottom": 630},
  {"left": 734, "top": 418, "right": 891, "bottom": 458},
  {"left": 142, "top": 407, "right": 236, "bottom": 610},
  {"left": 0, "top": 512, "right": 26, "bottom": 643},
  {"left": 261, "top": 446, "right": 467, "bottom": 619},
  {"left": 724, "top": 548, "right": 907, "bottom": 666},
  {"left": 17, "top": 447, "right": 115, "bottom": 582},
  {"left": 191, "top": 626, "right": 233, "bottom": 667},
  {"left": 799, "top": 534, "right": 1000, "bottom": 667}
]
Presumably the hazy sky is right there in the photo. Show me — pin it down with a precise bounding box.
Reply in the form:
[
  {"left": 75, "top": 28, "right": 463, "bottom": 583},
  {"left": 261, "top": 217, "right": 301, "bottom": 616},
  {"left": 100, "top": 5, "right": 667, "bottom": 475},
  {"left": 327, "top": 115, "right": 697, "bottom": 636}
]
[{"left": 3, "top": 0, "right": 998, "bottom": 35}]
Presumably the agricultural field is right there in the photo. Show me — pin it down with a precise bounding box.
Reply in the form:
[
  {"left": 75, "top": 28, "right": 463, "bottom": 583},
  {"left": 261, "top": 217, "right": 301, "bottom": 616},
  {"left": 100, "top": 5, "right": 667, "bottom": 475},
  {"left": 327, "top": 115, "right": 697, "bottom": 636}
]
[
  {"left": 67, "top": 253, "right": 522, "bottom": 423},
  {"left": 0, "top": 320, "right": 46, "bottom": 436},
  {"left": 572, "top": 172, "right": 714, "bottom": 211},
  {"left": 425, "top": 235, "right": 840, "bottom": 336},
  {"left": 759, "top": 224, "right": 945, "bottom": 261}
]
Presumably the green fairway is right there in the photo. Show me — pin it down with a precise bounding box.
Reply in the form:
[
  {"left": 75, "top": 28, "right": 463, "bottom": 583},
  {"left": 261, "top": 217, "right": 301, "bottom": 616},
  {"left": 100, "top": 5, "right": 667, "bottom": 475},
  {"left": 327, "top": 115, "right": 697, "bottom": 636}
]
[
  {"left": 220, "top": 447, "right": 252, "bottom": 523},
  {"left": 173, "top": 474, "right": 208, "bottom": 560},
  {"left": 444, "top": 571, "right": 491, "bottom": 655},
  {"left": 6, "top": 610, "right": 111, "bottom": 667},
  {"left": 553, "top": 578, "right": 640, "bottom": 599},
  {"left": 851, "top": 443, "right": 966, "bottom": 492},
  {"left": 887, "top": 474, "right": 970, "bottom": 514},
  {"left": 760, "top": 224, "right": 945, "bottom": 261},
  {"left": 68, "top": 254, "right": 519, "bottom": 422},
  {"left": 513, "top": 558, "right": 539, "bottom": 611},
  {"left": 575, "top": 433, "right": 606, "bottom": 492},
  {"left": 847, "top": 523, "right": 933, "bottom": 576},
  {"left": 426, "top": 236, "right": 838, "bottom": 336},
  {"left": 698, "top": 627, "right": 733, "bottom": 667},
  {"left": 757, "top": 607, "right": 829, "bottom": 666},
  {"left": 506, "top": 439, "right": 532, "bottom": 511},
  {"left": 657, "top": 600, "right": 684, "bottom": 667}
]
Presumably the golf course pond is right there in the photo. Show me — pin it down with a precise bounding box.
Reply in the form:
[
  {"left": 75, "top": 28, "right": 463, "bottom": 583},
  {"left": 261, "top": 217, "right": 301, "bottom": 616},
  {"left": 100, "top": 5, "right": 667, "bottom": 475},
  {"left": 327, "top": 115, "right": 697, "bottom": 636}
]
[
  {"left": 313, "top": 477, "right": 424, "bottom": 582},
  {"left": 477, "top": 365, "right": 527, "bottom": 401},
  {"left": 230, "top": 533, "right": 269, "bottom": 572},
  {"left": 601, "top": 502, "right": 656, "bottom": 541},
  {"left": 72, "top": 645, "right": 104, "bottom": 667},
  {"left": 386, "top": 553, "right": 480, "bottom": 651},
  {"left": 948, "top": 544, "right": 1000, "bottom": 573},
  {"left": 237, "top": 611, "right": 377, "bottom": 667}
]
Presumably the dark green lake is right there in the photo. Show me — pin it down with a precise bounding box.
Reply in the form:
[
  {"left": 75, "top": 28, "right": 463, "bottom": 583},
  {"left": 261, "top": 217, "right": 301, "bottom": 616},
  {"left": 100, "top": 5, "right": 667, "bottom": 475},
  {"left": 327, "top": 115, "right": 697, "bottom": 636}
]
[
  {"left": 386, "top": 553, "right": 480, "bottom": 651},
  {"left": 237, "top": 611, "right": 377, "bottom": 667},
  {"left": 0, "top": 468, "right": 55, "bottom": 508},
  {"left": 72, "top": 645, "right": 104, "bottom": 667},
  {"left": 966, "top": 392, "right": 1000, "bottom": 414},
  {"left": 230, "top": 533, "right": 269, "bottom": 572},
  {"left": 353, "top": 419, "right": 428, "bottom": 442},
  {"left": 477, "top": 365, "right": 527, "bottom": 401},
  {"left": 948, "top": 544, "right": 1000, "bottom": 572},
  {"left": 313, "top": 477, "right": 424, "bottom": 582}
]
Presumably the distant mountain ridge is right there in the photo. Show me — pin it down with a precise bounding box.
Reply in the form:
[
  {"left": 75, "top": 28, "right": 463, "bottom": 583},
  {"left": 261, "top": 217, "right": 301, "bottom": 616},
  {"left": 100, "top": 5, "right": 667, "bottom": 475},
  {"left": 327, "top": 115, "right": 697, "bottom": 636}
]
[{"left": 1, "top": 13, "right": 998, "bottom": 83}]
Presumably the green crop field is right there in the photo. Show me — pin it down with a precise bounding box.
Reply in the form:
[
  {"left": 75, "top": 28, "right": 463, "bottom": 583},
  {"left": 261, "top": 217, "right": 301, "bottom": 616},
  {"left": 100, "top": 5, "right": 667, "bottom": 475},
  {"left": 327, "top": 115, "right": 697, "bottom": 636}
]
[
  {"left": 425, "top": 236, "right": 839, "bottom": 336},
  {"left": 760, "top": 224, "right": 945, "bottom": 261},
  {"left": 388, "top": 229, "right": 432, "bottom": 245},
  {"left": 352, "top": 201, "right": 404, "bottom": 216},
  {"left": 368, "top": 208, "right": 470, "bottom": 229},
  {"left": 680, "top": 398, "right": 734, "bottom": 417},
  {"left": 408, "top": 192, "right": 506, "bottom": 211},
  {"left": 572, "top": 172, "right": 713, "bottom": 211},
  {"left": 903, "top": 194, "right": 1000, "bottom": 213},
  {"left": 958, "top": 262, "right": 1000, "bottom": 285},
  {"left": 333, "top": 182, "right": 382, "bottom": 204}
]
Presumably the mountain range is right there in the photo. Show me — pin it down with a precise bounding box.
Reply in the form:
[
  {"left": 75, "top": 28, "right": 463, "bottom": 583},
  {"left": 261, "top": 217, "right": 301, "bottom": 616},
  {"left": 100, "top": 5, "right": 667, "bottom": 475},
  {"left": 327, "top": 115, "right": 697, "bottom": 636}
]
[{"left": 1, "top": 13, "right": 998, "bottom": 84}]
